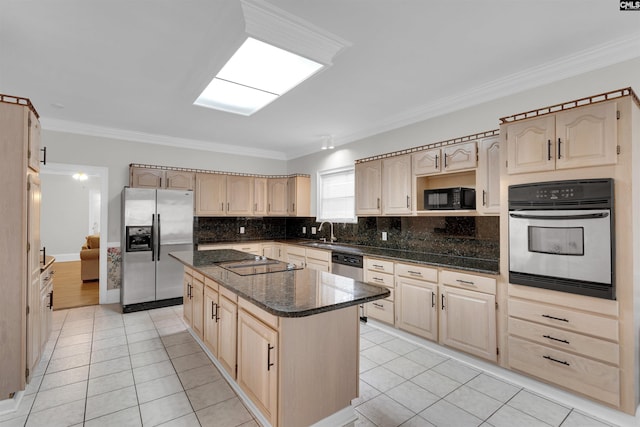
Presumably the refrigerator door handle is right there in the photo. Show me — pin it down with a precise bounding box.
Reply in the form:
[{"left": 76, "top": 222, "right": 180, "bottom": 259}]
[
  {"left": 151, "top": 214, "right": 155, "bottom": 262},
  {"left": 157, "top": 214, "right": 161, "bottom": 260}
]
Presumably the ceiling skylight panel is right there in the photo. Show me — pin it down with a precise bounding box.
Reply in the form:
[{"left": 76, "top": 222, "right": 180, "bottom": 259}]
[{"left": 194, "top": 78, "right": 278, "bottom": 116}]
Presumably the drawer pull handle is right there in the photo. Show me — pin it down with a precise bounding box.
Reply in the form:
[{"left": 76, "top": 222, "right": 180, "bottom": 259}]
[
  {"left": 543, "top": 355, "right": 570, "bottom": 366},
  {"left": 372, "top": 302, "right": 384, "bottom": 309},
  {"left": 542, "top": 314, "right": 569, "bottom": 322},
  {"left": 407, "top": 270, "right": 422, "bottom": 276},
  {"left": 373, "top": 277, "right": 384, "bottom": 282},
  {"left": 267, "top": 344, "right": 275, "bottom": 371},
  {"left": 543, "top": 334, "right": 569, "bottom": 344},
  {"left": 456, "top": 279, "right": 475, "bottom": 286},
  {"left": 372, "top": 264, "right": 384, "bottom": 269}
]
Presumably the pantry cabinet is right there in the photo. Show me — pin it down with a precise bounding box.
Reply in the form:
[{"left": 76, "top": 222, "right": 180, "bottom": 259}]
[
  {"left": 382, "top": 155, "right": 412, "bottom": 214},
  {"left": 195, "top": 173, "right": 227, "bottom": 216},
  {"left": 506, "top": 101, "right": 617, "bottom": 175},
  {"left": 476, "top": 137, "right": 500, "bottom": 214},
  {"left": 355, "top": 160, "right": 382, "bottom": 215}
]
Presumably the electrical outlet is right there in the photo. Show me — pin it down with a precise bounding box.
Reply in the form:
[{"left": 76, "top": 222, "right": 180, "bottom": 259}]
[
  {"left": 311, "top": 226, "right": 317, "bottom": 235},
  {"left": 382, "top": 231, "right": 388, "bottom": 241},
  {"left": 302, "top": 226, "right": 306, "bottom": 234},
  {"left": 240, "top": 226, "right": 245, "bottom": 234}
]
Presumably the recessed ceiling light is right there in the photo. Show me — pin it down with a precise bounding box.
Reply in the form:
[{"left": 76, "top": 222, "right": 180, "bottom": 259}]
[{"left": 194, "top": 37, "right": 324, "bottom": 116}]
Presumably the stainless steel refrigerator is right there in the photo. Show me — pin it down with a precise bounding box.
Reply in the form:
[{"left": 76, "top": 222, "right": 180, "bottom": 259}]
[{"left": 121, "top": 187, "right": 193, "bottom": 312}]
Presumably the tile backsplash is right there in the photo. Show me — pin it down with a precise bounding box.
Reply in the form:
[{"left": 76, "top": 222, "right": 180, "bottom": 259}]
[{"left": 195, "top": 216, "right": 499, "bottom": 261}]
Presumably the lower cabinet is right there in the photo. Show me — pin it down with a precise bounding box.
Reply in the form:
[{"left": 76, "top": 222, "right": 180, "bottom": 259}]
[
  {"left": 364, "top": 257, "right": 395, "bottom": 324},
  {"left": 203, "top": 280, "right": 219, "bottom": 356},
  {"left": 397, "top": 277, "right": 438, "bottom": 341},
  {"left": 183, "top": 268, "right": 204, "bottom": 339},
  {"left": 183, "top": 269, "right": 193, "bottom": 326},
  {"left": 238, "top": 307, "right": 279, "bottom": 426},
  {"left": 217, "top": 288, "right": 238, "bottom": 379}
]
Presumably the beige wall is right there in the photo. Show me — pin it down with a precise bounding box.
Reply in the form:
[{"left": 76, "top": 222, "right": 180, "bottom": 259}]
[{"left": 290, "top": 57, "right": 640, "bottom": 213}]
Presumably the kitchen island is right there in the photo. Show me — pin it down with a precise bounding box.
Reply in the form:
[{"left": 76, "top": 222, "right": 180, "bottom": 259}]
[{"left": 169, "top": 249, "right": 390, "bottom": 427}]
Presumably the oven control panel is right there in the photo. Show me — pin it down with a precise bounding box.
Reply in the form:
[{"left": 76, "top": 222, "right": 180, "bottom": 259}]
[{"left": 509, "top": 178, "right": 613, "bottom": 209}]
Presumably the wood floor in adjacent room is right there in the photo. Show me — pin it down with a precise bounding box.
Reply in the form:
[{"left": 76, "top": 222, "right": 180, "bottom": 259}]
[{"left": 52, "top": 260, "right": 99, "bottom": 310}]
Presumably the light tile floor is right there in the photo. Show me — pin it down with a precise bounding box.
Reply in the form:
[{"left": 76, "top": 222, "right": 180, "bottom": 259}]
[{"left": 0, "top": 304, "right": 626, "bottom": 427}]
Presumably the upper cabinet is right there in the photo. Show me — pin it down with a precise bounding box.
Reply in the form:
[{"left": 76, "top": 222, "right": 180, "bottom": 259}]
[
  {"left": 195, "top": 173, "right": 226, "bottom": 216},
  {"left": 227, "top": 175, "right": 254, "bottom": 216},
  {"left": 412, "top": 142, "right": 477, "bottom": 176},
  {"left": 355, "top": 160, "right": 382, "bottom": 215},
  {"left": 27, "top": 110, "right": 41, "bottom": 173},
  {"left": 267, "top": 178, "right": 288, "bottom": 216},
  {"left": 287, "top": 176, "right": 311, "bottom": 217},
  {"left": 476, "top": 137, "right": 500, "bottom": 215},
  {"left": 505, "top": 101, "right": 617, "bottom": 175},
  {"left": 130, "top": 167, "right": 195, "bottom": 190},
  {"left": 382, "top": 155, "right": 412, "bottom": 215},
  {"left": 253, "top": 177, "right": 268, "bottom": 216}
]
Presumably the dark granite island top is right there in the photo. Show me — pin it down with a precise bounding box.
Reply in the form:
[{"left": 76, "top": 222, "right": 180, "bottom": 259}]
[{"left": 169, "top": 249, "right": 390, "bottom": 318}]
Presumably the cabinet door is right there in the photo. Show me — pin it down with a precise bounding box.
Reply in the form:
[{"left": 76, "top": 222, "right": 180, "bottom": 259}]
[
  {"left": 191, "top": 278, "right": 204, "bottom": 339},
  {"left": 218, "top": 294, "right": 238, "bottom": 379},
  {"left": 355, "top": 160, "right": 382, "bottom": 215},
  {"left": 439, "top": 286, "right": 496, "bottom": 362},
  {"left": 285, "top": 252, "right": 306, "bottom": 269},
  {"left": 227, "top": 176, "right": 253, "bottom": 216},
  {"left": 165, "top": 171, "right": 195, "bottom": 190},
  {"left": 555, "top": 102, "right": 617, "bottom": 170},
  {"left": 27, "top": 174, "right": 41, "bottom": 375},
  {"left": 267, "top": 178, "right": 288, "bottom": 216},
  {"left": 477, "top": 137, "right": 500, "bottom": 214},
  {"left": 195, "top": 173, "right": 226, "bottom": 216},
  {"left": 287, "top": 176, "right": 310, "bottom": 216},
  {"left": 506, "top": 115, "right": 556, "bottom": 175},
  {"left": 183, "top": 273, "right": 193, "bottom": 326},
  {"left": 237, "top": 310, "right": 278, "bottom": 426},
  {"left": 203, "top": 285, "right": 219, "bottom": 356},
  {"left": 262, "top": 244, "right": 283, "bottom": 261},
  {"left": 443, "top": 141, "right": 477, "bottom": 172},
  {"left": 412, "top": 148, "right": 441, "bottom": 176},
  {"left": 27, "top": 111, "right": 41, "bottom": 172},
  {"left": 253, "top": 177, "right": 268, "bottom": 216},
  {"left": 305, "top": 258, "right": 330, "bottom": 272},
  {"left": 39, "top": 282, "right": 52, "bottom": 351},
  {"left": 397, "top": 278, "right": 438, "bottom": 341},
  {"left": 131, "top": 168, "right": 164, "bottom": 188},
  {"left": 382, "top": 155, "right": 412, "bottom": 214}
]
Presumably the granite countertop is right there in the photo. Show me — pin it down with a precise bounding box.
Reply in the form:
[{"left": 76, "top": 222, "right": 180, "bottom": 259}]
[
  {"left": 284, "top": 240, "right": 500, "bottom": 275},
  {"left": 169, "top": 250, "right": 390, "bottom": 318}
]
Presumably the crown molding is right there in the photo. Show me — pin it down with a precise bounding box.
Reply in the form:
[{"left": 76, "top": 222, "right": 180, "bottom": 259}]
[
  {"left": 40, "top": 118, "right": 288, "bottom": 161},
  {"left": 332, "top": 32, "right": 640, "bottom": 153},
  {"left": 240, "top": 0, "right": 351, "bottom": 65}
]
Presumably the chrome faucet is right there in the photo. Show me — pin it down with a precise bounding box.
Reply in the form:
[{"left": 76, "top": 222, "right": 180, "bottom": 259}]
[{"left": 318, "top": 221, "right": 337, "bottom": 243}]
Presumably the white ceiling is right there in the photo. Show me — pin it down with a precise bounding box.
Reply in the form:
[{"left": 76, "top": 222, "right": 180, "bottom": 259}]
[{"left": 2, "top": 1, "right": 639, "bottom": 160}]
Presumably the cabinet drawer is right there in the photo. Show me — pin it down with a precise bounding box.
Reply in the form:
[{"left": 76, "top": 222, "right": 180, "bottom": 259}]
[
  {"left": 192, "top": 270, "right": 204, "bottom": 283},
  {"left": 239, "top": 298, "right": 279, "bottom": 330},
  {"left": 198, "top": 244, "right": 233, "bottom": 251},
  {"left": 234, "top": 243, "right": 262, "bottom": 254},
  {"left": 508, "top": 336, "right": 619, "bottom": 407},
  {"left": 365, "top": 270, "right": 394, "bottom": 290},
  {"left": 366, "top": 299, "right": 394, "bottom": 324},
  {"left": 204, "top": 277, "right": 219, "bottom": 292},
  {"left": 508, "top": 317, "right": 618, "bottom": 365},
  {"left": 305, "top": 248, "right": 331, "bottom": 262},
  {"left": 396, "top": 263, "right": 438, "bottom": 283},
  {"left": 508, "top": 299, "right": 618, "bottom": 341},
  {"left": 219, "top": 286, "right": 237, "bottom": 303},
  {"left": 440, "top": 270, "right": 496, "bottom": 295},
  {"left": 286, "top": 245, "right": 306, "bottom": 257},
  {"left": 365, "top": 258, "right": 394, "bottom": 274},
  {"left": 184, "top": 267, "right": 194, "bottom": 277}
]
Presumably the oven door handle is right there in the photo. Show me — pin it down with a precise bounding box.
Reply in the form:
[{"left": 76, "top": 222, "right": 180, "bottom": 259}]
[{"left": 509, "top": 212, "right": 609, "bottom": 220}]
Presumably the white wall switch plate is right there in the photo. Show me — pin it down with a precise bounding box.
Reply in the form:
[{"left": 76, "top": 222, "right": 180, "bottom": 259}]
[
  {"left": 240, "top": 226, "right": 245, "bottom": 234},
  {"left": 382, "top": 231, "right": 388, "bottom": 241},
  {"left": 302, "top": 226, "right": 307, "bottom": 234},
  {"left": 311, "top": 227, "right": 317, "bottom": 235}
]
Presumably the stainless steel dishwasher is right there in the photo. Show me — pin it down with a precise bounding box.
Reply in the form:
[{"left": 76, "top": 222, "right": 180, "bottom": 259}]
[{"left": 331, "top": 252, "right": 367, "bottom": 321}]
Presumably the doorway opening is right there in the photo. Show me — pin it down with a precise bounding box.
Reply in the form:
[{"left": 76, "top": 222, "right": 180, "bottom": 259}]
[{"left": 40, "top": 162, "right": 109, "bottom": 309}]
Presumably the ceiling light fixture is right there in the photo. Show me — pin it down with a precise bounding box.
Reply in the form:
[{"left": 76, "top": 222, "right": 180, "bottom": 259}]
[
  {"left": 72, "top": 172, "right": 88, "bottom": 181},
  {"left": 321, "top": 135, "right": 335, "bottom": 150},
  {"left": 194, "top": 37, "right": 324, "bottom": 116}
]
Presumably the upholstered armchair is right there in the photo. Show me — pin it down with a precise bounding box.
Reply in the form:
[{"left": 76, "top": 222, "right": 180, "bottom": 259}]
[{"left": 80, "top": 234, "right": 100, "bottom": 281}]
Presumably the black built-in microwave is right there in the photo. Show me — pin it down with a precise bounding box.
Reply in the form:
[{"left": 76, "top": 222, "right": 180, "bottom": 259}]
[{"left": 424, "top": 187, "right": 476, "bottom": 210}]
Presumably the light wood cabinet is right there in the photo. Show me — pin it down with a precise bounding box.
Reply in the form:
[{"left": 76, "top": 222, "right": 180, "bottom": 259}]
[
  {"left": 267, "top": 178, "right": 288, "bottom": 216},
  {"left": 262, "top": 243, "right": 283, "bottom": 261},
  {"left": 476, "top": 137, "right": 500, "bottom": 214},
  {"left": 382, "top": 155, "right": 412, "bottom": 215},
  {"left": 227, "top": 176, "right": 253, "bottom": 216},
  {"left": 396, "top": 263, "right": 439, "bottom": 341},
  {"left": 506, "top": 102, "right": 617, "bottom": 174},
  {"left": 304, "top": 248, "right": 331, "bottom": 272},
  {"left": 195, "top": 173, "right": 227, "bottom": 216},
  {"left": 287, "top": 176, "right": 310, "bottom": 217},
  {"left": 364, "top": 257, "right": 395, "bottom": 324},
  {"left": 355, "top": 160, "right": 382, "bottom": 215},
  {"left": 0, "top": 98, "right": 45, "bottom": 396},
  {"left": 253, "top": 177, "right": 268, "bottom": 216},
  {"left": 413, "top": 142, "right": 477, "bottom": 176},
  {"left": 203, "top": 281, "right": 219, "bottom": 357},
  {"left": 238, "top": 308, "right": 279, "bottom": 426},
  {"left": 183, "top": 270, "right": 193, "bottom": 326},
  {"left": 130, "top": 167, "right": 195, "bottom": 190},
  {"left": 284, "top": 245, "right": 306, "bottom": 268},
  {"left": 185, "top": 271, "right": 204, "bottom": 339},
  {"left": 218, "top": 288, "right": 238, "bottom": 379}
]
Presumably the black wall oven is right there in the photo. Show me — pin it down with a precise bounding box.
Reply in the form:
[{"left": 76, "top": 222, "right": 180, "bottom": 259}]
[{"left": 508, "top": 179, "right": 615, "bottom": 300}]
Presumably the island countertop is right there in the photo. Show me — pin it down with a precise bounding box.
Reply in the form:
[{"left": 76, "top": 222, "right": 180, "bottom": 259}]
[{"left": 169, "top": 249, "right": 390, "bottom": 318}]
